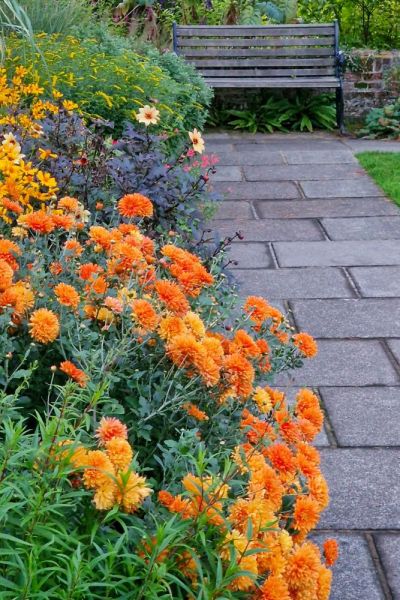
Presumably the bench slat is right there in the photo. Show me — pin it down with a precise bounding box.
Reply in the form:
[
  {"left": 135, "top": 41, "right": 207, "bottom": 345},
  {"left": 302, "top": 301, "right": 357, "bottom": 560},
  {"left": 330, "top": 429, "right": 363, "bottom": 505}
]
[
  {"left": 181, "top": 47, "right": 334, "bottom": 58},
  {"left": 177, "top": 36, "right": 335, "bottom": 48},
  {"left": 189, "top": 58, "right": 335, "bottom": 68},
  {"left": 204, "top": 77, "right": 340, "bottom": 88},
  {"left": 199, "top": 68, "right": 335, "bottom": 77},
  {"left": 176, "top": 25, "right": 335, "bottom": 36}
]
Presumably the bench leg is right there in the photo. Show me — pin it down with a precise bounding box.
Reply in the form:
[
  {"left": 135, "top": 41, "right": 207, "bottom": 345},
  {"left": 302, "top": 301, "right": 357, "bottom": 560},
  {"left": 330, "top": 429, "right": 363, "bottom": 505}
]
[{"left": 336, "top": 86, "right": 345, "bottom": 135}]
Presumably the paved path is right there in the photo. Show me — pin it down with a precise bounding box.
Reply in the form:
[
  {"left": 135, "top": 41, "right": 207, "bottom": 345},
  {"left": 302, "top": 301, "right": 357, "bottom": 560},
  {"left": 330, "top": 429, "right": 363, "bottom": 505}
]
[{"left": 207, "top": 132, "right": 400, "bottom": 600}]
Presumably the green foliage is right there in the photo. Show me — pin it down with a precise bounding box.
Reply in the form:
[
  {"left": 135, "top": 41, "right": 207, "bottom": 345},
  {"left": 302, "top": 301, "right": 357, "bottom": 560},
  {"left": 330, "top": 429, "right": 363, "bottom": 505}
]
[
  {"left": 5, "top": 32, "right": 212, "bottom": 135},
  {"left": 356, "top": 151, "right": 400, "bottom": 207},
  {"left": 0, "top": 0, "right": 35, "bottom": 62},
  {"left": 18, "top": 0, "right": 92, "bottom": 35},
  {"left": 209, "top": 91, "right": 336, "bottom": 133},
  {"left": 299, "top": 0, "right": 400, "bottom": 49},
  {"left": 359, "top": 97, "right": 400, "bottom": 139}
]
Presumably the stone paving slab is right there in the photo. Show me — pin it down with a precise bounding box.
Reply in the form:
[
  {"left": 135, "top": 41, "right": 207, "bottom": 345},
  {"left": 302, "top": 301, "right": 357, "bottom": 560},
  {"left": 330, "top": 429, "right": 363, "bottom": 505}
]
[
  {"left": 387, "top": 339, "right": 400, "bottom": 365},
  {"left": 244, "top": 163, "right": 363, "bottom": 181},
  {"left": 234, "top": 268, "right": 354, "bottom": 299},
  {"left": 228, "top": 243, "right": 273, "bottom": 269},
  {"left": 233, "top": 139, "right": 346, "bottom": 152},
  {"left": 214, "top": 181, "right": 300, "bottom": 200},
  {"left": 210, "top": 218, "right": 324, "bottom": 241},
  {"left": 275, "top": 340, "right": 399, "bottom": 387},
  {"left": 374, "top": 534, "right": 400, "bottom": 599},
  {"left": 291, "top": 299, "right": 400, "bottom": 338},
  {"left": 216, "top": 150, "right": 285, "bottom": 166},
  {"left": 320, "top": 387, "right": 400, "bottom": 446},
  {"left": 312, "top": 533, "right": 385, "bottom": 600},
  {"left": 213, "top": 200, "right": 254, "bottom": 220},
  {"left": 301, "top": 178, "right": 384, "bottom": 198},
  {"left": 318, "top": 448, "right": 400, "bottom": 529},
  {"left": 350, "top": 267, "right": 400, "bottom": 297},
  {"left": 321, "top": 216, "right": 400, "bottom": 240},
  {"left": 274, "top": 240, "right": 400, "bottom": 267},
  {"left": 211, "top": 166, "right": 243, "bottom": 181},
  {"left": 284, "top": 149, "right": 357, "bottom": 164},
  {"left": 255, "top": 198, "right": 399, "bottom": 219},
  {"left": 344, "top": 139, "right": 400, "bottom": 153}
]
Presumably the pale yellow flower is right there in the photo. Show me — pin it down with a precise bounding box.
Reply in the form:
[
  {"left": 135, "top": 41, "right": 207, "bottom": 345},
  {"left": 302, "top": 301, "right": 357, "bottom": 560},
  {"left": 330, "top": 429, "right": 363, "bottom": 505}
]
[
  {"left": 188, "top": 128, "right": 205, "bottom": 154},
  {"left": 135, "top": 105, "right": 160, "bottom": 126}
]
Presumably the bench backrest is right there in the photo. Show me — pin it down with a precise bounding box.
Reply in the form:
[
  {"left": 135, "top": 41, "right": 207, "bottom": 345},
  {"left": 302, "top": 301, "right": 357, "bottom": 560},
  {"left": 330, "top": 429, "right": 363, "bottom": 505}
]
[{"left": 173, "top": 23, "right": 339, "bottom": 80}]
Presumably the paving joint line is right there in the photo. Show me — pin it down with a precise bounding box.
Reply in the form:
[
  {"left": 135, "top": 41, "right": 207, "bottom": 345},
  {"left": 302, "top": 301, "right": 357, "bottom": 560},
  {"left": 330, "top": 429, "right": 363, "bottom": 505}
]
[
  {"left": 316, "top": 388, "right": 339, "bottom": 448},
  {"left": 381, "top": 339, "right": 400, "bottom": 376},
  {"left": 342, "top": 267, "right": 363, "bottom": 299},
  {"left": 268, "top": 242, "right": 280, "bottom": 269},
  {"left": 365, "top": 533, "right": 394, "bottom": 600}
]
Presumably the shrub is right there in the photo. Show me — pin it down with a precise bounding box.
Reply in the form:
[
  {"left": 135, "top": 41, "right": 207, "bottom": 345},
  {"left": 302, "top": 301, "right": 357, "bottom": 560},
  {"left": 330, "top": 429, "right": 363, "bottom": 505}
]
[
  {"left": 359, "top": 96, "right": 400, "bottom": 139},
  {"left": 5, "top": 33, "right": 212, "bottom": 135},
  {"left": 0, "top": 66, "right": 219, "bottom": 239}
]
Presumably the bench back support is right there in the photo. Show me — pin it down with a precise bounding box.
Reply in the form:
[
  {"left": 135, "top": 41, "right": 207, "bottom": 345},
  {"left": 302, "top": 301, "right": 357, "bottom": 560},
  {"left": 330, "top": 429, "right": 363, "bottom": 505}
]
[{"left": 173, "top": 23, "right": 338, "bottom": 81}]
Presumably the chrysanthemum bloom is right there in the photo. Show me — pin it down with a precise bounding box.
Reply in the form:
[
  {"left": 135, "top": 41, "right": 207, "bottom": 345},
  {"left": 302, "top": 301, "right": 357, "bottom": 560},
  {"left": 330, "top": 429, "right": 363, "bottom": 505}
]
[
  {"left": 49, "top": 262, "right": 63, "bottom": 276},
  {"left": 0, "top": 282, "right": 34, "bottom": 315},
  {"left": 243, "top": 296, "right": 270, "bottom": 326},
  {"left": 78, "top": 262, "right": 102, "bottom": 280},
  {"left": 266, "top": 443, "right": 297, "bottom": 476},
  {"left": 118, "top": 193, "right": 153, "bottom": 219},
  {"left": 229, "top": 553, "right": 258, "bottom": 592},
  {"left": 95, "top": 417, "right": 128, "bottom": 445},
  {"left": 158, "top": 315, "right": 187, "bottom": 340},
  {"left": 253, "top": 387, "right": 272, "bottom": 413},
  {"left": 52, "top": 214, "right": 75, "bottom": 230},
  {"left": 0, "top": 239, "right": 21, "bottom": 269},
  {"left": 58, "top": 196, "right": 79, "bottom": 213},
  {"left": 317, "top": 565, "right": 333, "bottom": 600},
  {"left": 82, "top": 450, "right": 115, "bottom": 490},
  {"left": 188, "top": 129, "right": 205, "bottom": 154},
  {"left": 64, "top": 239, "right": 83, "bottom": 258},
  {"left": 1, "top": 198, "right": 23, "bottom": 214},
  {"left": 19, "top": 210, "right": 55, "bottom": 234},
  {"left": 232, "top": 329, "right": 260, "bottom": 357},
  {"left": 104, "top": 296, "right": 124, "bottom": 314},
  {"left": 54, "top": 283, "right": 80, "bottom": 310},
  {"left": 323, "top": 538, "right": 339, "bottom": 566},
  {"left": 183, "top": 402, "right": 209, "bottom": 421},
  {"left": 296, "top": 441, "right": 321, "bottom": 478},
  {"left": 135, "top": 105, "right": 160, "bottom": 126},
  {"left": 293, "top": 332, "right": 318, "bottom": 358},
  {"left": 29, "top": 308, "right": 60, "bottom": 344},
  {"left": 60, "top": 360, "right": 87, "bottom": 387},
  {"left": 155, "top": 280, "right": 189, "bottom": 316},
  {"left": 0, "top": 259, "right": 13, "bottom": 291},
  {"left": 93, "top": 481, "right": 117, "bottom": 511},
  {"left": 296, "top": 389, "right": 324, "bottom": 433},
  {"left": 223, "top": 352, "right": 255, "bottom": 399},
  {"left": 284, "top": 542, "right": 321, "bottom": 593},
  {"left": 183, "top": 312, "right": 205, "bottom": 339},
  {"left": 308, "top": 473, "right": 330, "bottom": 510},
  {"left": 115, "top": 470, "right": 151, "bottom": 513},
  {"left": 131, "top": 299, "right": 159, "bottom": 331},
  {"left": 228, "top": 497, "right": 275, "bottom": 536},
  {"left": 293, "top": 495, "right": 321, "bottom": 534},
  {"left": 256, "top": 574, "right": 291, "bottom": 600},
  {"left": 105, "top": 438, "right": 133, "bottom": 471}
]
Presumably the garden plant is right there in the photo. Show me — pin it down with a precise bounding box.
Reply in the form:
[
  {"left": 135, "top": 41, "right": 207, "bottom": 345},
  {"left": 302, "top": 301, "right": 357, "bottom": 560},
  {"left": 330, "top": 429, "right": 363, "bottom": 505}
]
[{"left": 0, "top": 31, "right": 339, "bottom": 600}]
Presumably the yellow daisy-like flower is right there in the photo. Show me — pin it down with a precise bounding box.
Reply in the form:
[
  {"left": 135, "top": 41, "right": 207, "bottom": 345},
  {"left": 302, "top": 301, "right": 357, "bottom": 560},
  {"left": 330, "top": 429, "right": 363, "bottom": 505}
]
[
  {"left": 188, "top": 128, "right": 205, "bottom": 154},
  {"left": 135, "top": 105, "right": 160, "bottom": 126}
]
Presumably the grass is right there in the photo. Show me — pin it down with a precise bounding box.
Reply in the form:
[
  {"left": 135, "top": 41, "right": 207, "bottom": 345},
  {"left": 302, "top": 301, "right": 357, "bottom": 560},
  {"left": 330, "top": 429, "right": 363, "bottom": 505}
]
[{"left": 356, "top": 151, "right": 400, "bottom": 207}]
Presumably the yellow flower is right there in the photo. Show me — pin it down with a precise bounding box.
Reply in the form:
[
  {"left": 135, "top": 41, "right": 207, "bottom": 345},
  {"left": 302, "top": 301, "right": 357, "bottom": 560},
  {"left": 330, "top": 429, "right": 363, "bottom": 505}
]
[
  {"left": 253, "top": 387, "right": 273, "bottom": 414},
  {"left": 188, "top": 129, "right": 205, "bottom": 154},
  {"left": 62, "top": 99, "right": 78, "bottom": 112},
  {"left": 135, "top": 105, "right": 160, "bottom": 126},
  {"left": 38, "top": 148, "right": 58, "bottom": 160}
]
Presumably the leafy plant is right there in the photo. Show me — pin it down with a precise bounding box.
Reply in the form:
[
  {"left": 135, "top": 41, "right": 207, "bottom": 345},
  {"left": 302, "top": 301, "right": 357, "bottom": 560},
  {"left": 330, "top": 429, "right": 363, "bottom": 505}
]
[
  {"left": 359, "top": 96, "right": 400, "bottom": 139},
  {"left": 285, "top": 92, "right": 336, "bottom": 132}
]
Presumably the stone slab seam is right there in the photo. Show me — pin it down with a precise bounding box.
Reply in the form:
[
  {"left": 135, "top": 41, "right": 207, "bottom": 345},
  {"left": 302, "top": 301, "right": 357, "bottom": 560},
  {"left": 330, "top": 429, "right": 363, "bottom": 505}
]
[
  {"left": 315, "top": 387, "right": 338, "bottom": 448},
  {"left": 382, "top": 340, "right": 400, "bottom": 374},
  {"left": 365, "top": 533, "right": 394, "bottom": 600},
  {"left": 342, "top": 268, "right": 363, "bottom": 299},
  {"left": 314, "top": 218, "right": 332, "bottom": 241}
]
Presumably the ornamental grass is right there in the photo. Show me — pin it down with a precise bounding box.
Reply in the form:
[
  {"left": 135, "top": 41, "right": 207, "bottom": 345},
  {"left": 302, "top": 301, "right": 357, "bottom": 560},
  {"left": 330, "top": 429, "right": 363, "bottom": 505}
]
[{"left": 0, "top": 67, "right": 337, "bottom": 599}]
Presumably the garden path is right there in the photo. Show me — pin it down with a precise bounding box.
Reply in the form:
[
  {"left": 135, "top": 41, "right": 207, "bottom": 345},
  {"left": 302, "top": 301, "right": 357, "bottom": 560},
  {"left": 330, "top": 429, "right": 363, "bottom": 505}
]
[{"left": 207, "top": 132, "right": 400, "bottom": 600}]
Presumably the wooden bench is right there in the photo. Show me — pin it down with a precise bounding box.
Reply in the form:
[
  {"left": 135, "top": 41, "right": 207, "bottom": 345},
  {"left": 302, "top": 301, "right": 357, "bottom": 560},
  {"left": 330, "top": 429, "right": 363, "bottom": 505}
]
[{"left": 173, "top": 22, "right": 345, "bottom": 132}]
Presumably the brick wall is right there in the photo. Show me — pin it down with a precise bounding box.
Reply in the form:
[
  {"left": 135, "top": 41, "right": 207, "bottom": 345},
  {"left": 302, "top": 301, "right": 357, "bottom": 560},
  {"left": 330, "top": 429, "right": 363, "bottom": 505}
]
[{"left": 344, "top": 49, "right": 400, "bottom": 118}]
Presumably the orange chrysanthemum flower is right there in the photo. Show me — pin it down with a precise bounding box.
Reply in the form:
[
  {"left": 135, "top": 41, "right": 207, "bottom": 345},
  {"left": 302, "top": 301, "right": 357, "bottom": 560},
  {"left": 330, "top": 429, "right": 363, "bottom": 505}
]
[
  {"left": 64, "top": 239, "right": 83, "bottom": 258},
  {"left": 49, "top": 261, "right": 63, "bottom": 276},
  {"left": 256, "top": 575, "right": 291, "bottom": 600},
  {"left": 158, "top": 315, "right": 187, "bottom": 340},
  {"left": 105, "top": 438, "right": 133, "bottom": 472},
  {"left": 118, "top": 194, "right": 153, "bottom": 218},
  {"left": 19, "top": 210, "right": 55, "bottom": 234},
  {"left": 0, "top": 282, "right": 34, "bottom": 315},
  {"left": 223, "top": 352, "right": 255, "bottom": 399},
  {"left": 54, "top": 283, "right": 80, "bottom": 310},
  {"left": 293, "top": 332, "right": 318, "bottom": 358},
  {"left": 60, "top": 360, "right": 88, "bottom": 387},
  {"left": 183, "top": 402, "right": 209, "bottom": 421},
  {"left": 293, "top": 495, "right": 321, "bottom": 534},
  {"left": 266, "top": 443, "right": 297, "bottom": 475},
  {"left": 131, "top": 299, "right": 159, "bottom": 331},
  {"left": 78, "top": 262, "right": 102, "bottom": 280},
  {"left": 82, "top": 450, "right": 115, "bottom": 490},
  {"left": 155, "top": 280, "right": 189, "bottom": 316},
  {"left": 0, "top": 259, "right": 13, "bottom": 291},
  {"left": 1, "top": 198, "right": 23, "bottom": 214},
  {"left": 285, "top": 542, "right": 321, "bottom": 592},
  {"left": 308, "top": 473, "right": 330, "bottom": 510},
  {"left": 243, "top": 296, "right": 270, "bottom": 325},
  {"left": 115, "top": 470, "right": 152, "bottom": 513},
  {"left": 58, "top": 196, "right": 79, "bottom": 213},
  {"left": 0, "top": 239, "right": 21, "bottom": 270},
  {"left": 323, "top": 539, "right": 339, "bottom": 567},
  {"left": 95, "top": 417, "right": 128, "bottom": 445},
  {"left": 29, "top": 308, "right": 60, "bottom": 344},
  {"left": 317, "top": 565, "right": 333, "bottom": 600}
]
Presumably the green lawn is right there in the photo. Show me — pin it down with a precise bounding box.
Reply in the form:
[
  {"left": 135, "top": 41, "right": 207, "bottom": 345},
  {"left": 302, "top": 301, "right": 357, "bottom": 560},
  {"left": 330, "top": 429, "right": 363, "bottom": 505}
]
[{"left": 356, "top": 151, "right": 400, "bottom": 207}]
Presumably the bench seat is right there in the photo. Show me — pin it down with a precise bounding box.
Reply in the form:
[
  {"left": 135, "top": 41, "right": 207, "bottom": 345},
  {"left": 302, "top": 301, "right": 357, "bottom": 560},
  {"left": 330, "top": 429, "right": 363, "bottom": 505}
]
[{"left": 173, "top": 22, "right": 345, "bottom": 132}]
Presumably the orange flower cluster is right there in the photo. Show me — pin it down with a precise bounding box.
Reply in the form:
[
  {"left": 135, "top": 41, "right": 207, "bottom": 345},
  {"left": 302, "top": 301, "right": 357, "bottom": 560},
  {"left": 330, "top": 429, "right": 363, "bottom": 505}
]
[
  {"left": 66, "top": 417, "right": 151, "bottom": 512},
  {"left": 159, "top": 386, "right": 337, "bottom": 597}
]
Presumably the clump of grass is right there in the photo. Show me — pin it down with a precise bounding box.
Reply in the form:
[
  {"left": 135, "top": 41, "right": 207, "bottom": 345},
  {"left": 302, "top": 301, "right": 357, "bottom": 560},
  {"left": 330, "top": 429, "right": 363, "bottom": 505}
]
[{"left": 356, "top": 151, "right": 400, "bottom": 207}]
